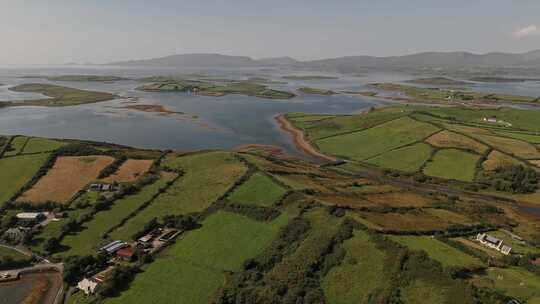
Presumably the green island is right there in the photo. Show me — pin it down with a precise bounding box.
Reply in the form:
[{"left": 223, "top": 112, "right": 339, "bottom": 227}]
[
  {"left": 405, "top": 77, "right": 470, "bottom": 86},
  {"left": 22, "top": 75, "right": 130, "bottom": 82},
  {"left": 282, "top": 75, "right": 339, "bottom": 80},
  {"left": 371, "top": 82, "right": 540, "bottom": 104},
  {"left": 137, "top": 79, "right": 295, "bottom": 100},
  {"left": 297, "top": 87, "right": 337, "bottom": 95},
  {"left": 0, "top": 120, "right": 539, "bottom": 304},
  {"left": 1, "top": 83, "right": 116, "bottom": 107}
]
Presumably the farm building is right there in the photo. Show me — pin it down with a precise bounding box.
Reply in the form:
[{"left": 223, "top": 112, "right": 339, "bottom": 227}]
[
  {"left": 16, "top": 212, "right": 47, "bottom": 223},
  {"left": 116, "top": 246, "right": 136, "bottom": 261},
  {"left": 77, "top": 278, "right": 100, "bottom": 295},
  {"left": 100, "top": 240, "right": 128, "bottom": 255},
  {"left": 88, "top": 183, "right": 120, "bottom": 193},
  {"left": 476, "top": 233, "right": 512, "bottom": 255}
]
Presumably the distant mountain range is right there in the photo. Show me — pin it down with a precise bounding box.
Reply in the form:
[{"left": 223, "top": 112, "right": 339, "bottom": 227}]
[{"left": 107, "top": 50, "right": 540, "bottom": 71}]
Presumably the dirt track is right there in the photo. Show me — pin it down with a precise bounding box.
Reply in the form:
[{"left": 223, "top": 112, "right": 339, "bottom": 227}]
[{"left": 275, "top": 114, "right": 337, "bottom": 163}]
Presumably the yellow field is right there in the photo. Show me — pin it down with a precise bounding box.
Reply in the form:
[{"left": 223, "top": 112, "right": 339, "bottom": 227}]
[
  {"left": 426, "top": 130, "right": 487, "bottom": 154},
  {"left": 482, "top": 150, "right": 524, "bottom": 171},
  {"left": 18, "top": 155, "right": 114, "bottom": 204},
  {"left": 102, "top": 159, "right": 153, "bottom": 183}
]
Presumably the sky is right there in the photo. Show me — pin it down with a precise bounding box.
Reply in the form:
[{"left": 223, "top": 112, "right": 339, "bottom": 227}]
[{"left": 1, "top": 0, "right": 540, "bottom": 64}]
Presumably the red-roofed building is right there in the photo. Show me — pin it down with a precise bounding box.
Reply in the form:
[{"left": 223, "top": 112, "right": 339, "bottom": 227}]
[{"left": 116, "top": 246, "right": 135, "bottom": 261}]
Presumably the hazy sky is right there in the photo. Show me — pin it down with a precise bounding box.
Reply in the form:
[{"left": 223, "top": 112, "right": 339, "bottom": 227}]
[{"left": 2, "top": 0, "right": 540, "bottom": 64}]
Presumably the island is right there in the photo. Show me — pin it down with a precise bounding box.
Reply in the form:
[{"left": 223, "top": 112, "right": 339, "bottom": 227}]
[
  {"left": 137, "top": 80, "right": 295, "bottom": 100},
  {"left": 282, "top": 75, "right": 339, "bottom": 80},
  {"left": 470, "top": 77, "right": 540, "bottom": 83},
  {"left": 370, "top": 83, "right": 540, "bottom": 104},
  {"left": 297, "top": 87, "right": 337, "bottom": 95},
  {"left": 405, "top": 77, "right": 470, "bottom": 86},
  {"left": 22, "top": 75, "right": 130, "bottom": 82},
  {"left": 1, "top": 83, "right": 116, "bottom": 107}
]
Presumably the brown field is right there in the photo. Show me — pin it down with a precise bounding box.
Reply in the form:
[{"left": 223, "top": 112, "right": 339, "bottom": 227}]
[
  {"left": 426, "top": 130, "right": 488, "bottom": 154},
  {"left": 442, "top": 123, "right": 494, "bottom": 135},
  {"left": 102, "top": 159, "right": 153, "bottom": 183},
  {"left": 529, "top": 160, "right": 540, "bottom": 167},
  {"left": 359, "top": 209, "right": 473, "bottom": 232},
  {"left": 272, "top": 174, "right": 332, "bottom": 192},
  {"left": 18, "top": 155, "right": 114, "bottom": 204},
  {"left": 482, "top": 150, "right": 524, "bottom": 171},
  {"left": 453, "top": 237, "right": 500, "bottom": 258},
  {"left": 363, "top": 191, "right": 434, "bottom": 208},
  {"left": 318, "top": 194, "right": 379, "bottom": 209},
  {"left": 473, "top": 134, "right": 540, "bottom": 159}
]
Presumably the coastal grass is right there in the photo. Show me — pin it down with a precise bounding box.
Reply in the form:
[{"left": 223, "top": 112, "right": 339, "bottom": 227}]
[
  {"left": 109, "top": 152, "right": 247, "bottom": 241},
  {"left": 388, "top": 236, "right": 483, "bottom": 268},
  {"left": 57, "top": 177, "right": 171, "bottom": 257},
  {"left": 228, "top": 172, "right": 286, "bottom": 207},
  {"left": 4, "top": 136, "right": 28, "bottom": 156},
  {"left": 365, "top": 142, "right": 433, "bottom": 172},
  {"left": 9, "top": 83, "right": 116, "bottom": 107},
  {"left": 316, "top": 116, "right": 440, "bottom": 160},
  {"left": 423, "top": 149, "right": 480, "bottom": 182},
  {"left": 17, "top": 156, "right": 114, "bottom": 205},
  {"left": 106, "top": 211, "right": 290, "bottom": 304},
  {"left": 21, "top": 138, "right": 66, "bottom": 154},
  {"left": 321, "top": 230, "right": 389, "bottom": 304},
  {"left": 0, "top": 153, "right": 51, "bottom": 206}
]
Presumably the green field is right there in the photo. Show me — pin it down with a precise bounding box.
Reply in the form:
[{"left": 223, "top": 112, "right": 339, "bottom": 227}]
[
  {"left": 423, "top": 149, "right": 480, "bottom": 181},
  {"left": 22, "top": 137, "right": 66, "bottom": 154},
  {"left": 316, "top": 116, "right": 439, "bottom": 160},
  {"left": 0, "top": 153, "right": 50, "bottom": 205},
  {"left": 477, "top": 267, "right": 540, "bottom": 302},
  {"left": 288, "top": 107, "right": 411, "bottom": 140},
  {"left": 106, "top": 211, "right": 290, "bottom": 304},
  {"left": 109, "top": 152, "right": 247, "bottom": 240},
  {"left": 57, "top": 177, "right": 171, "bottom": 257},
  {"left": 365, "top": 142, "right": 433, "bottom": 172},
  {"left": 388, "top": 236, "right": 483, "bottom": 268},
  {"left": 0, "top": 246, "right": 29, "bottom": 262},
  {"left": 8, "top": 83, "right": 116, "bottom": 107},
  {"left": 228, "top": 172, "right": 286, "bottom": 207},
  {"left": 322, "top": 230, "right": 389, "bottom": 304},
  {"left": 4, "top": 136, "right": 28, "bottom": 156}
]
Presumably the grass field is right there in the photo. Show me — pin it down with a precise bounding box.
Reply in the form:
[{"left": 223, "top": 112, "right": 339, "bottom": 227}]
[
  {"left": 0, "top": 153, "right": 51, "bottom": 205},
  {"left": 400, "top": 279, "right": 448, "bottom": 304},
  {"left": 109, "top": 152, "right": 246, "bottom": 240},
  {"left": 9, "top": 83, "right": 116, "bottom": 107},
  {"left": 0, "top": 246, "right": 29, "bottom": 262},
  {"left": 106, "top": 211, "right": 290, "bottom": 304},
  {"left": 470, "top": 134, "right": 540, "bottom": 159},
  {"left": 492, "top": 130, "right": 540, "bottom": 144},
  {"left": 288, "top": 107, "right": 410, "bottom": 140},
  {"left": 425, "top": 130, "right": 487, "bottom": 154},
  {"left": 365, "top": 142, "right": 433, "bottom": 172},
  {"left": 360, "top": 209, "right": 472, "bottom": 232},
  {"left": 228, "top": 172, "right": 286, "bottom": 207},
  {"left": 322, "top": 230, "right": 389, "bottom": 304},
  {"left": 18, "top": 155, "right": 114, "bottom": 205},
  {"left": 388, "top": 236, "right": 483, "bottom": 268},
  {"left": 475, "top": 267, "right": 540, "bottom": 302},
  {"left": 102, "top": 159, "right": 153, "bottom": 183},
  {"left": 21, "top": 138, "right": 66, "bottom": 154},
  {"left": 57, "top": 176, "right": 172, "bottom": 257},
  {"left": 4, "top": 136, "right": 28, "bottom": 156},
  {"left": 362, "top": 191, "right": 434, "bottom": 208},
  {"left": 316, "top": 116, "right": 439, "bottom": 160},
  {"left": 423, "top": 149, "right": 480, "bottom": 181}
]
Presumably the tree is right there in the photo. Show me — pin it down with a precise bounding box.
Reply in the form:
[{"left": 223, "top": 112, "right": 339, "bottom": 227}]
[{"left": 44, "top": 237, "right": 60, "bottom": 253}]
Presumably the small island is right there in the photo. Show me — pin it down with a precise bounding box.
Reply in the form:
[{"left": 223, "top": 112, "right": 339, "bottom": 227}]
[
  {"left": 282, "top": 75, "right": 339, "bottom": 80},
  {"left": 137, "top": 80, "right": 295, "bottom": 100},
  {"left": 22, "top": 75, "right": 130, "bottom": 82},
  {"left": 297, "top": 87, "right": 337, "bottom": 95},
  {"left": 405, "top": 77, "right": 469, "bottom": 86},
  {"left": 470, "top": 77, "right": 540, "bottom": 83},
  {"left": 1, "top": 83, "right": 116, "bottom": 107}
]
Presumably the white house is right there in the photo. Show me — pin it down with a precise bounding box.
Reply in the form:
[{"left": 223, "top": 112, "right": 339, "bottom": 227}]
[
  {"left": 77, "top": 278, "right": 100, "bottom": 295},
  {"left": 476, "top": 233, "right": 512, "bottom": 255}
]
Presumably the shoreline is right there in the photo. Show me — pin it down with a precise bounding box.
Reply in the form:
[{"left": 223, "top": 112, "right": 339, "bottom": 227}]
[{"left": 275, "top": 114, "right": 337, "bottom": 164}]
